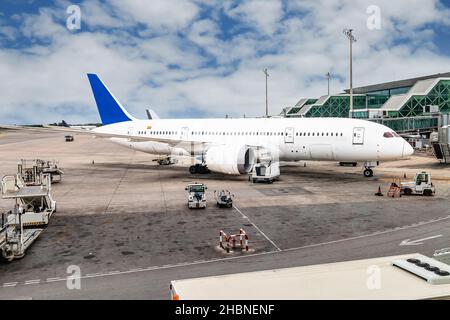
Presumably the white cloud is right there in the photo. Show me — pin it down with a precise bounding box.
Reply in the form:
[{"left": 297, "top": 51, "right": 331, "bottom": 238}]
[
  {"left": 224, "top": 0, "right": 283, "bottom": 36},
  {"left": 0, "top": 26, "right": 16, "bottom": 40},
  {"left": 80, "top": 0, "right": 127, "bottom": 29},
  {"left": 188, "top": 19, "right": 220, "bottom": 48},
  {"left": 0, "top": 15, "right": 18, "bottom": 41},
  {"left": 0, "top": 0, "right": 450, "bottom": 124},
  {"left": 107, "top": 0, "right": 199, "bottom": 34},
  {"left": 20, "top": 7, "right": 67, "bottom": 39}
]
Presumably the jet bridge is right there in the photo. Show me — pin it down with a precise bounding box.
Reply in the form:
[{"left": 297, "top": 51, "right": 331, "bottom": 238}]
[{"left": 431, "top": 126, "right": 450, "bottom": 163}]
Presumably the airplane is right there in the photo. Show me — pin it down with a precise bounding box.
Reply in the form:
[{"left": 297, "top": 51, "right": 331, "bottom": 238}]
[
  {"left": 1, "top": 73, "right": 414, "bottom": 178},
  {"left": 57, "top": 120, "right": 98, "bottom": 130}
]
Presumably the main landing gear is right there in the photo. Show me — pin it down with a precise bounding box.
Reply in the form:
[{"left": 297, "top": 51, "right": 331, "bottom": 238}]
[{"left": 189, "top": 164, "right": 210, "bottom": 174}]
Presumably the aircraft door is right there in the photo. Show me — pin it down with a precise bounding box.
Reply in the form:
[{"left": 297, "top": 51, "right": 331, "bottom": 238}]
[
  {"left": 127, "top": 126, "right": 134, "bottom": 136},
  {"left": 285, "top": 127, "right": 294, "bottom": 143},
  {"left": 180, "top": 127, "right": 189, "bottom": 140},
  {"left": 352, "top": 127, "right": 364, "bottom": 145}
]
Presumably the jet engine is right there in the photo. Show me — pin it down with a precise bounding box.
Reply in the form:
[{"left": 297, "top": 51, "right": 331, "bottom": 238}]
[{"left": 204, "top": 145, "right": 256, "bottom": 175}]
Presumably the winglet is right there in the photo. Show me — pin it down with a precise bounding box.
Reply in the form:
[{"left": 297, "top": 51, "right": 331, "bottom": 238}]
[
  {"left": 146, "top": 109, "right": 160, "bottom": 120},
  {"left": 87, "top": 74, "right": 135, "bottom": 125}
]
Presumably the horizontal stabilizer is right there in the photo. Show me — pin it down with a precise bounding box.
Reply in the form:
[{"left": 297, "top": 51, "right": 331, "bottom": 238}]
[{"left": 146, "top": 109, "right": 160, "bottom": 120}]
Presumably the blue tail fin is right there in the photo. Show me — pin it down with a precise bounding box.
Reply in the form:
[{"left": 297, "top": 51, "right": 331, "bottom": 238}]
[{"left": 87, "top": 74, "right": 135, "bottom": 125}]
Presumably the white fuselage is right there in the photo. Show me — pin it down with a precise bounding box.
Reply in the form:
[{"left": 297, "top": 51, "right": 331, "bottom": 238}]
[{"left": 94, "top": 117, "right": 413, "bottom": 164}]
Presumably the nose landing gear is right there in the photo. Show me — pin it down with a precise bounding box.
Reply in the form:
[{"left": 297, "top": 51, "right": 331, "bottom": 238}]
[
  {"left": 362, "top": 161, "right": 378, "bottom": 178},
  {"left": 363, "top": 168, "right": 374, "bottom": 177}
]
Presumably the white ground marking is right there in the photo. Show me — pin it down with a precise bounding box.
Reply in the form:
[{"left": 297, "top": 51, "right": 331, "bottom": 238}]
[
  {"left": 2, "top": 282, "right": 18, "bottom": 287},
  {"left": 103, "top": 152, "right": 135, "bottom": 214},
  {"left": 85, "top": 273, "right": 103, "bottom": 277},
  {"left": 107, "top": 271, "right": 121, "bottom": 275},
  {"left": 400, "top": 234, "right": 443, "bottom": 246},
  {"left": 283, "top": 215, "right": 450, "bottom": 252},
  {"left": 233, "top": 204, "right": 282, "bottom": 252},
  {"left": 3, "top": 214, "right": 450, "bottom": 289},
  {"left": 1, "top": 251, "right": 278, "bottom": 288}
]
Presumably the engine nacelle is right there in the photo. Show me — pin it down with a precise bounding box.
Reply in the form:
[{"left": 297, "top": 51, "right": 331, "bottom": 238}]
[{"left": 205, "top": 145, "right": 256, "bottom": 175}]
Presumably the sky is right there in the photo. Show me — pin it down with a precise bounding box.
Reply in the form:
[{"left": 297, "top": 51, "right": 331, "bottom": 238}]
[{"left": 1, "top": 0, "right": 450, "bottom": 124}]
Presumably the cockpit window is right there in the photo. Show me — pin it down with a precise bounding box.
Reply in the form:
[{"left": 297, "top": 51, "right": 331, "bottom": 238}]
[{"left": 383, "top": 131, "right": 400, "bottom": 138}]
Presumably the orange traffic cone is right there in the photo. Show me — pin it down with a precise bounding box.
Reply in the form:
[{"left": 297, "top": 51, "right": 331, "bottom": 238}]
[{"left": 375, "top": 186, "right": 383, "bottom": 196}]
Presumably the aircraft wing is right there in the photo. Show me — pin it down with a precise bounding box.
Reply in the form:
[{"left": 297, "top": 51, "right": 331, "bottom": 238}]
[
  {"left": 0, "top": 124, "right": 90, "bottom": 135},
  {"left": 0, "top": 124, "right": 210, "bottom": 148},
  {"left": 0, "top": 124, "right": 269, "bottom": 155}
]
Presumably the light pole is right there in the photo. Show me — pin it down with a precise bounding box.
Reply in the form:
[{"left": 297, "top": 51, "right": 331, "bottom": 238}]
[
  {"left": 326, "top": 72, "right": 331, "bottom": 95},
  {"left": 343, "top": 28, "right": 356, "bottom": 118},
  {"left": 263, "top": 68, "right": 269, "bottom": 117}
]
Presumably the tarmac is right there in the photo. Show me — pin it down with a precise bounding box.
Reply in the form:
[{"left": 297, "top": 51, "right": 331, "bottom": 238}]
[{"left": 0, "top": 130, "right": 449, "bottom": 299}]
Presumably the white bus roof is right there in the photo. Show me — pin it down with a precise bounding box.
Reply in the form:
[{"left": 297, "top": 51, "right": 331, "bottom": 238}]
[{"left": 171, "top": 254, "right": 450, "bottom": 300}]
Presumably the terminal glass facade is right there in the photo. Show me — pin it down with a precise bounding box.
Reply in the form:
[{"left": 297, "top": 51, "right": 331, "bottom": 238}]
[
  {"left": 292, "top": 78, "right": 450, "bottom": 132},
  {"left": 398, "top": 80, "right": 450, "bottom": 117},
  {"left": 307, "top": 96, "right": 366, "bottom": 117}
]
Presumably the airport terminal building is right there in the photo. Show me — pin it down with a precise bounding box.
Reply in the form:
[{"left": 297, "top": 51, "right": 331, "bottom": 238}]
[{"left": 282, "top": 72, "right": 450, "bottom": 134}]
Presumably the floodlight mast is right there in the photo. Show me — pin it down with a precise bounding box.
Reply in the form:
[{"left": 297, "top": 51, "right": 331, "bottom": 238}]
[
  {"left": 343, "top": 28, "right": 357, "bottom": 118},
  {"left": 263, "top": 68, "right": 269, "bottom": 117},
  {"left": 326, "top": 72, "right": 331, "bottom": 95}
]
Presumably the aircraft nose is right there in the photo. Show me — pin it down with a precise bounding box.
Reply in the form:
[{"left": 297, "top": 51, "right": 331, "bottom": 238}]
[{"left": 402, "top": 141, "right": 414, "bottom": 158}]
